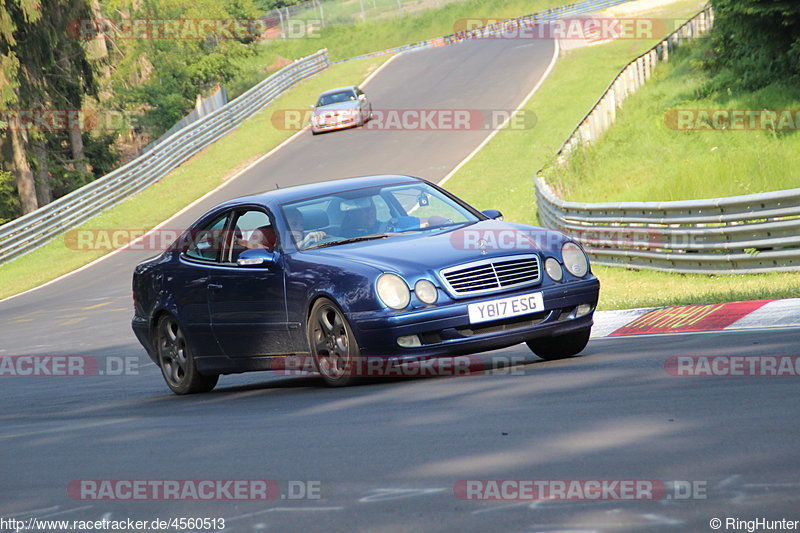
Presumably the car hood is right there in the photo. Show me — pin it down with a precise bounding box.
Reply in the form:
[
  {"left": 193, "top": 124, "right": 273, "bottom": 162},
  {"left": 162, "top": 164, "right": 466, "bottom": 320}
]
[
  {"left": 313, "top": 101, "right": 360, "bottom": 115},
  {"left": 303, "top": 220, "right": 568, "bottom": 277}
]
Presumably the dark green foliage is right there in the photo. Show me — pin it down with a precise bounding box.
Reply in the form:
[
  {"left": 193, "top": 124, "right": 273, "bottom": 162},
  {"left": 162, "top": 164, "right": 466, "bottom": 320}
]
[
  {"left": 0, "top": 169, "right": 20, "bottom": 224},
  {"left": 708, "top": 0, "right": 800, "bottom": 89},
  {"left": 0, "top": 0, "right": 261, "bottom": 221}
]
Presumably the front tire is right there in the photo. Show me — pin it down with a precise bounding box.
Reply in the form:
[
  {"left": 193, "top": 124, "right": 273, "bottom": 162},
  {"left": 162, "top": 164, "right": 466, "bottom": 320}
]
[
  {"left": 155, "top": 314, "right": 219, "bottom": 394},
  {"left": 307, "top": 298, "right": 360, "bottom": 387},
  {"left": 526, "top": 328, "right": 591, "bottom": 361}
]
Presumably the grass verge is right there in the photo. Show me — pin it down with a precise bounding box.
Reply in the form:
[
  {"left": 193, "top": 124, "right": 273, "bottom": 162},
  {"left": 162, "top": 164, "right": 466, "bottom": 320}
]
[
  {"left": 0, "top": 57, "right": 386, "bottom": 301},
  {"left": 543, "top": 39, "right": 800, "bottom": 202},
  {"left": 443, "top": 0, "right": 799, "bottom": 310}
]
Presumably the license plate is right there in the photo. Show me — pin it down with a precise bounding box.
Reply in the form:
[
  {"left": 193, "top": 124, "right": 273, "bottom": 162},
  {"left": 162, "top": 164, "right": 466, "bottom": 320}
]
[{"left": 467, "top": 292, "right": 545, "bottom": 324}]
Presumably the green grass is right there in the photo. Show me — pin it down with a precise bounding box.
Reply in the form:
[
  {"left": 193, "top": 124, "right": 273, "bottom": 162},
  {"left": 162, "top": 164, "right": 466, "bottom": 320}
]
[
  {"left": 443, "top": 0, "right": 799, "bottom": 309},
  {"left": 594, "top": 266, "right": 800, "bottom": 310},
  {"left": 287, "top": 0, "right": 465, "bottom": 25},
  {"left": 0, "top": 57, "right": 387, "bottom": 301},
  {"left": 543, "top": 40, "right": 800, "bottom": 202},
  {"left": 230, "top": 0, "right": 576, "bottom": 96},
  {"left": 444, "top": 0, "right": 718, "bottom": 223}
]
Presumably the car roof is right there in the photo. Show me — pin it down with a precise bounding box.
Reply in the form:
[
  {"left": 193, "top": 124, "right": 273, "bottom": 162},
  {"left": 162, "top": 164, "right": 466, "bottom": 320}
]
[
  {"left": 317, "top": 86, "right": 358, "bottom": 96},
  {"left": 219, "top": 175, "right": 425, "bottom": 210}
]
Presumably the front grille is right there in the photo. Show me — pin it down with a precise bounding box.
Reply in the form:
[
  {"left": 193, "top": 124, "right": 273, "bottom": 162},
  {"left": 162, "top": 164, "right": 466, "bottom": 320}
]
[{"left": 439, "top": 254, "right": 540, "bottom": 297}]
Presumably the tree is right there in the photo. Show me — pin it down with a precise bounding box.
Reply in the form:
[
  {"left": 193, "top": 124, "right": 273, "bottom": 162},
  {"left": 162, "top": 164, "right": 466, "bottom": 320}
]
[
  {"left": 710, "top": 0, "right": 800, "bottom": 89},
  {"left": 104, "top": 0, "right": 260, "bottom": 139},
  {"left": 0, "top": 0, "right": 42, "bottom": 214},
  {"left": 1, "top": 0, "right": 99, "bottom": 216}
]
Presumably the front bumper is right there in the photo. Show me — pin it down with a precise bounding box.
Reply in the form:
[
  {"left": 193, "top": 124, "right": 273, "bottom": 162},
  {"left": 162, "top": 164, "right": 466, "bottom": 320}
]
[
  {"left": 311, "top": 115, "right": 358, "bottom": 132},
  {"left": 350, "top": 278, "right": 600, "bottom": 359}
]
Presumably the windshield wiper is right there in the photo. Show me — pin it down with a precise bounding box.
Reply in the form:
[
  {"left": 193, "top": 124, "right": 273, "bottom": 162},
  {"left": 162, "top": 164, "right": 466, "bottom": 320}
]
[
  {"left": 306, "top": 233, "right": 397, "bottom": 250},
  {"left": 399, "top": 221, "right": 475, "bottom": 233}
]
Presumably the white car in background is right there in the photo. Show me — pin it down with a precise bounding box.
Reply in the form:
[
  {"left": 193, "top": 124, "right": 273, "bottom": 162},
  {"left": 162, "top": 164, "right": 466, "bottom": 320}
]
[{"left": 310, "top": 85, "right": 373, "bottom": 134}]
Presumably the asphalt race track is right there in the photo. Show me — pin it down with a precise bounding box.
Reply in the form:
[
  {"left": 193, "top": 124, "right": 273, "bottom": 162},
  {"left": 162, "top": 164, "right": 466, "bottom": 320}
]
[{"left": 2, "top": 37, "right": 799, "bottom": 532}]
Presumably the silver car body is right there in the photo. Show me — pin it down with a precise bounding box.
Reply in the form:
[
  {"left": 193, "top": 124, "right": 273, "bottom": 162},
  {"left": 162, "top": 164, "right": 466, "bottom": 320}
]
[{"left": 310, "top": 85, "right": 373, "bottom": 134}]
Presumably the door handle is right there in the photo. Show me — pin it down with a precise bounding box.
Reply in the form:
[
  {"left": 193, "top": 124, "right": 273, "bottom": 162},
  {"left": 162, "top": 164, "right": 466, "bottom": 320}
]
[{"left": 208, "top": 283, "right": 223, "bottom": 290}]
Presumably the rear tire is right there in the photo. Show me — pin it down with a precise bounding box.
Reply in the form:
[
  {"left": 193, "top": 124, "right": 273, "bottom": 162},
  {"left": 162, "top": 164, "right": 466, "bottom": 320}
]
[
  {"left": 155, "top": 314, "right": 219, "bottom": 394},
  {"left": 526, "top": 329, "right": 591, "bottom": 361},
  {"left": 307, "top": 298, "right": 360, "bottom": 387}
]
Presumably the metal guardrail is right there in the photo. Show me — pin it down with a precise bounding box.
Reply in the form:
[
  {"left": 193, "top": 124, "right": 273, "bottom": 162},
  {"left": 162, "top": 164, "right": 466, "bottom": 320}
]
[
  {"left": 336, "top": 0, "right": 638, "bottom": 63},
  {"left": 536, "top": 180, "right": 800, "bottom": 274},
  {"left": 534, "top": 7, "right": 800, "bottom": 274},
  {"left": 0, "top": 50, "right": 329, "bottom": 265}
]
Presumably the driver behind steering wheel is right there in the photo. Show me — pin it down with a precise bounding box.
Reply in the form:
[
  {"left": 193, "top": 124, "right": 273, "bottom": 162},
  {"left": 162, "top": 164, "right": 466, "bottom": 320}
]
[{"left": 286, "top": 208, "right": 326, "bottom": 249}]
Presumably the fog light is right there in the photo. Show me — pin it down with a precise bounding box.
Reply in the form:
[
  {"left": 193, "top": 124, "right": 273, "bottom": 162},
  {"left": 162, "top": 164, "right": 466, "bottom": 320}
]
[
  {"left": 575, "top": 304, "right": 593, "bottom": 318},
  {"left": 397, "top": 335, "right": 422, "bottom": 348}
]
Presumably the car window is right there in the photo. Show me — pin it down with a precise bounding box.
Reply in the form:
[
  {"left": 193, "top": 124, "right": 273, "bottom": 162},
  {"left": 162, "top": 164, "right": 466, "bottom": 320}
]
[
  {"left": 280, "top": 182, "right": 481, "bottom": 249},
  {"left": 184, "top": 213, "right": 229, "bottom": 262},
  {"left": 229, "top": 209, "right": 276, "bottom": 262},
  {"left": 386, "top": 186, "right": 476, "bottom": 225},
  {"left": 317, "top": 90, "right": 357, "bottom": 107}
]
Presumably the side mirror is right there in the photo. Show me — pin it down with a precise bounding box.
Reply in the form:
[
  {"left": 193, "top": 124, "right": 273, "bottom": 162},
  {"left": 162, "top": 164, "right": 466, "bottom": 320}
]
[
  {"left": 482, "top": 209, "right": 504, "bottom": 220},
  {"left": 237, "top": 248, "right": 276, "bottom": 267},
  {"left": 309, "top": 104, "right": 315, "bottom": 109}
]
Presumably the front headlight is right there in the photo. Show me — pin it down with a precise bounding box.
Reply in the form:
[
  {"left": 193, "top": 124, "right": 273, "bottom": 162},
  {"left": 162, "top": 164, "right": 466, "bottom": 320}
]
[
  {"left": 562, "top": 242, "right": 588, "bottom": 277},
  {"left": 377, "top": 273, "right": 410, "bottom": 309},
  {"left": 414, "top": 279, "right": 438, "bottom": 304}
]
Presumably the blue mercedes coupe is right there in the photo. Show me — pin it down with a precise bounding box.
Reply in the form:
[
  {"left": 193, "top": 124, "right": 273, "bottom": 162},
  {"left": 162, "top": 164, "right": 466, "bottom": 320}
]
[{"left": 132, "top": 175, "right": 600, "bottom": 394}]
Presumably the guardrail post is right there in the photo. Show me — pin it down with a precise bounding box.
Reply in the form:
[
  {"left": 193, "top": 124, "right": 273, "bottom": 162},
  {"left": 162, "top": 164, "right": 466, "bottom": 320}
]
[
  {"left": 580, "top": 119, "right": 592, "bottom": 145},
  {"left": 607, "top": 88, "right": 617, "bottom": 123}
]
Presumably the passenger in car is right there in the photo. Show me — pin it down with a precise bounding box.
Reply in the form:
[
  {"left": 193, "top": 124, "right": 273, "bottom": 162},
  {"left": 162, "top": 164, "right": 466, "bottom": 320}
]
[{"left": 247, "top": 226, "right": 277, "bottom": 251}]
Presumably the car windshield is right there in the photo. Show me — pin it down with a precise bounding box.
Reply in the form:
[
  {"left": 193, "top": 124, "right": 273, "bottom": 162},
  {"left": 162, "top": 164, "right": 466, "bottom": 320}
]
[
  {"left": 281, "top": 182, "right": 480, "bottom": 250},
  {"left": 316, "top": 90, "right": 357, "bottom": 107}
]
